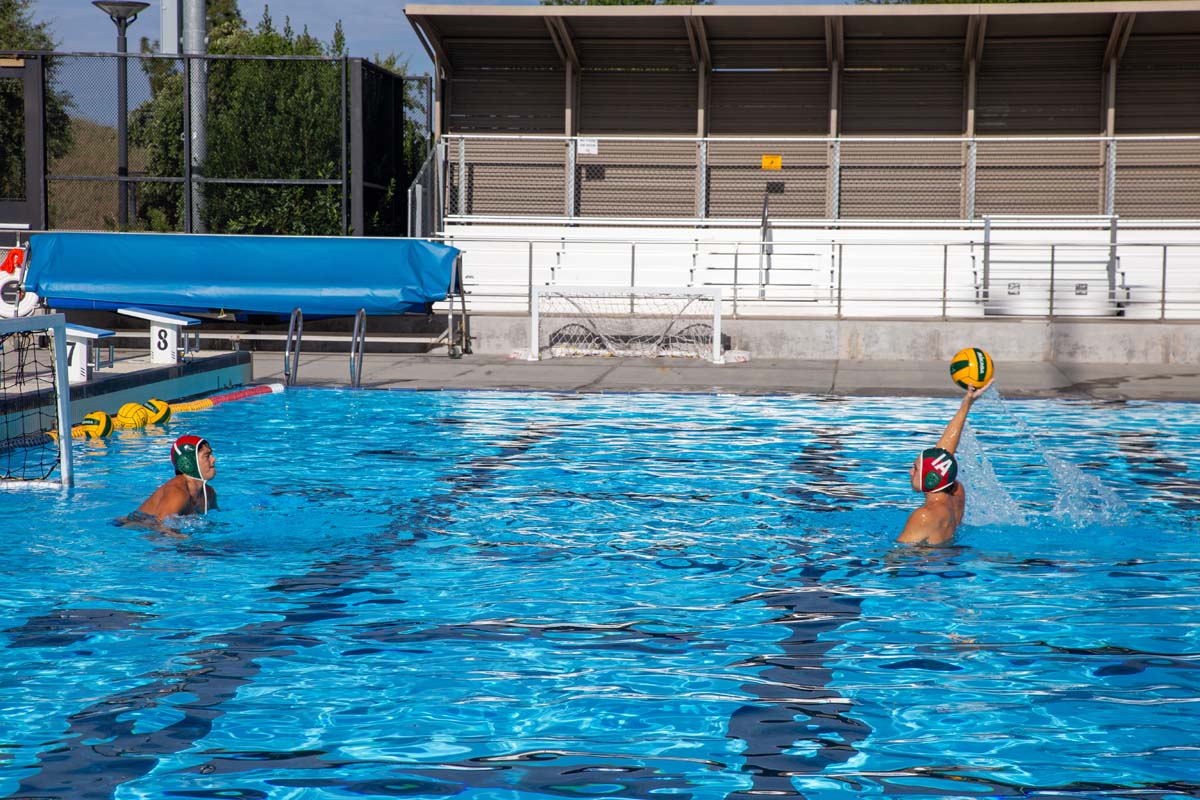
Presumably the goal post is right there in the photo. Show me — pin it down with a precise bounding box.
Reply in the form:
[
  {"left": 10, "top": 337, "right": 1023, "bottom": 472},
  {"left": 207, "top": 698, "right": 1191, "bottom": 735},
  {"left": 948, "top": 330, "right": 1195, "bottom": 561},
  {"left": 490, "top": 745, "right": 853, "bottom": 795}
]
[
  {"left": 1, "top": 313, "right": 74, "bottom": 488},
  {"left": 530, "top": 285, "right": 724, "bottom": 363}
]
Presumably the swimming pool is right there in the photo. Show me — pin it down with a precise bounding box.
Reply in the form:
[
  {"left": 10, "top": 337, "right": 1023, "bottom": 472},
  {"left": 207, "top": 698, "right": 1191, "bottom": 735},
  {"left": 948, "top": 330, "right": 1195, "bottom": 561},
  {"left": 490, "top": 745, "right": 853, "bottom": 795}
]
[{"left": 2, "top": 388, "right": 1198, "bottom": 799}]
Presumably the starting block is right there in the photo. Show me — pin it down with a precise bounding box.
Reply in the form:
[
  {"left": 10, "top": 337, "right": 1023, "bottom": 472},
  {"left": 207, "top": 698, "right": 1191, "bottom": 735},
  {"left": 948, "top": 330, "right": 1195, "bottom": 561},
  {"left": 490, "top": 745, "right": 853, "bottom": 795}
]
[
  {"left": 117, "top": 307, "right": 200, "bottom": 364},
  {"left": 64, "top": 324, "right": 115, "bottom": 384}
]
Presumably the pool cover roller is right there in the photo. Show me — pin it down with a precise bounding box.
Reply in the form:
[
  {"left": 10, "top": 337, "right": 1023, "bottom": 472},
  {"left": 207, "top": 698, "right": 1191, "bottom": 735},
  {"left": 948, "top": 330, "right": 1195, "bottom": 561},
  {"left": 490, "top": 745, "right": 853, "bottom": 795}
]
[{"left": 24, "top": 232, "right": 460, "bottom": 317}]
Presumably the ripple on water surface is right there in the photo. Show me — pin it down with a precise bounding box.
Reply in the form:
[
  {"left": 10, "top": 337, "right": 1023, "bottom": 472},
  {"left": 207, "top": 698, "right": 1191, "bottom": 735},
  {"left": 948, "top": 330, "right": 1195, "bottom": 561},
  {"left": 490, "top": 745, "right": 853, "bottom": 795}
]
[{"left": 2, "top": 389, "right": 1199, "bottom": 798}]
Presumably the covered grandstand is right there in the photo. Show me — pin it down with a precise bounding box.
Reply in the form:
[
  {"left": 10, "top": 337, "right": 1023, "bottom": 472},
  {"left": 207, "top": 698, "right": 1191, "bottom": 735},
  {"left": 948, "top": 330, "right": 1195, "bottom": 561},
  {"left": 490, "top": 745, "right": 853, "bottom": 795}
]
[
  {"left": 404, "top": 2, "right": 1200, "bottom": 358},
  {"left": 407, "top": 0, "right": 1199, "bottom": 221}
]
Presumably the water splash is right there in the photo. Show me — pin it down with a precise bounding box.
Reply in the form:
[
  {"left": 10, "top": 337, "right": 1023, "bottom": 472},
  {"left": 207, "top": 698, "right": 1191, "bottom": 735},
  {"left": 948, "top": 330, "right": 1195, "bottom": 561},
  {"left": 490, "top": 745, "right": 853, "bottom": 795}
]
[
  {"left": 958, "top": 426, "right": 1028, "bottom": 526},
  {"left": 1044, "top": 452, "right": 1131, "bottom": 526},
  {"left": 978, "top": 389, "right": 1131, "bottom": 528}
]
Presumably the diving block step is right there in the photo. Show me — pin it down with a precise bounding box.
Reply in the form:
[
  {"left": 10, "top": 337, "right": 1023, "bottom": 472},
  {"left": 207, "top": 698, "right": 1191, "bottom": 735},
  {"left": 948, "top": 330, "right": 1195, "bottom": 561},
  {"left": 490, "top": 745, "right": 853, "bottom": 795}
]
[
  {"left": 64, "top": 324, "right": 114, "bottom": 385},
  {"left": 117, "top": 307, "right": 200, "bottom": 365}
]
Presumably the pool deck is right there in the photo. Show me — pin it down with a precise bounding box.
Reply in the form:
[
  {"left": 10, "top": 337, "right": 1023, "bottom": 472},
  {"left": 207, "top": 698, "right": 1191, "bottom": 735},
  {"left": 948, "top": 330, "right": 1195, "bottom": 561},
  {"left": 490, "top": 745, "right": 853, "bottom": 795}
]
[{"left": 247, "top": 351, "right": 1200, "bottom": 401}]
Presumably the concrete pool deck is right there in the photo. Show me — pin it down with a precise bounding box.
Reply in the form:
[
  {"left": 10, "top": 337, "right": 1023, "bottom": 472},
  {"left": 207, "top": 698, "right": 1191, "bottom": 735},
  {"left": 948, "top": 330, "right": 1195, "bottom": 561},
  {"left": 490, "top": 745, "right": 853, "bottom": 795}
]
[{"left": 249, "top": 351, "right": 1200, "bottom": 401}]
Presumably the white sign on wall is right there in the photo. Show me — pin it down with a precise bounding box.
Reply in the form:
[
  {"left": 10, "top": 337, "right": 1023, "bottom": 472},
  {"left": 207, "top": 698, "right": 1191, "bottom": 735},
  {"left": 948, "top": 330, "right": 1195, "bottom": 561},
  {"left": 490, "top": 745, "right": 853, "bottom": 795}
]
[{"left": 577, "top": 137, "right": 599, "bottom": 156}]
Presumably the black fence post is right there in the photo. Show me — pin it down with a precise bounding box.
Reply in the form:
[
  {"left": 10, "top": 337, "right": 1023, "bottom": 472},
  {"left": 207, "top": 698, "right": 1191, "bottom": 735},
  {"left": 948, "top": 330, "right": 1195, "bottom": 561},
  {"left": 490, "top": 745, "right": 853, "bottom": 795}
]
[
  {"left": 349, "top": 58, "right": 364, "bottom": 237},
  {"left": 341, "top": 55, "right": 349, "bottom": 236},
  {"left": 182, "top": 54, "right": 193, "bottom": 233},
  {"left": 0, "top": 55, "right": 47, "bottom": 234},
  {"left": 33, "top": 55, "right": 47, "bottom": 231}
]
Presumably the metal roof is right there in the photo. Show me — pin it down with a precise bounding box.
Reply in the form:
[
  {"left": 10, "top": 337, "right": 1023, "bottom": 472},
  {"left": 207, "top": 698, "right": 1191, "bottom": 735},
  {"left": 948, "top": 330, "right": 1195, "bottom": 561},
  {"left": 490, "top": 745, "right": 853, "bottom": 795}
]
[{"left": 406, "top": 1, "right": 1200, "bottom": 73}]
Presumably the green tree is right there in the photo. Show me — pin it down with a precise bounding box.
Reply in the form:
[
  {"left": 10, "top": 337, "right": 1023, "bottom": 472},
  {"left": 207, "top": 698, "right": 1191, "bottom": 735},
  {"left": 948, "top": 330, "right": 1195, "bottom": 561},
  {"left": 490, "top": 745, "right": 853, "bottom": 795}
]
[
  {"left": 0, "top": 0, "right": 72, "bottom": 200},
  {"left": 197, "top": 9, "right": 346, "bottom": 234},
  {"left": 130, "top": 3, "right": 427, "bottom": 235}
]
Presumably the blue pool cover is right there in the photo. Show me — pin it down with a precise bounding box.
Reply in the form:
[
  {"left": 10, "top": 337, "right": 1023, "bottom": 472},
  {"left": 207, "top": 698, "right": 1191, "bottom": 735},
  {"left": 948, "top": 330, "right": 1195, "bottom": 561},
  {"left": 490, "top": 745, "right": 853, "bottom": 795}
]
[{"left": 24, "top": 232, "right": 460, "bottom": 316}]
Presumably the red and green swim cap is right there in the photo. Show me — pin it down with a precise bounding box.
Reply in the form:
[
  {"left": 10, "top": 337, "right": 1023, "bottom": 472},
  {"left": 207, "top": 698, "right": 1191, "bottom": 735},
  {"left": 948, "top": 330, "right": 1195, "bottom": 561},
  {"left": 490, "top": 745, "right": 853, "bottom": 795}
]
[
  {"left": 171, "top": 434, "right": 209, "bottom": 480},
  {"left": 918, "top": 446, "right": 958, "bottom": 493}
]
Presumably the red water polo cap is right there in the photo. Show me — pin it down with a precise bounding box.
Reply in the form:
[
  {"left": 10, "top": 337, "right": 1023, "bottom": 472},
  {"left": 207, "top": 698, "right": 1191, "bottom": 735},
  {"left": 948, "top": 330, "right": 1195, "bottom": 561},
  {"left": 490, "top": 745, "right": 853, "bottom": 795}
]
[{"left": 918, "top": 446, "right": 958, "bottom": 493}]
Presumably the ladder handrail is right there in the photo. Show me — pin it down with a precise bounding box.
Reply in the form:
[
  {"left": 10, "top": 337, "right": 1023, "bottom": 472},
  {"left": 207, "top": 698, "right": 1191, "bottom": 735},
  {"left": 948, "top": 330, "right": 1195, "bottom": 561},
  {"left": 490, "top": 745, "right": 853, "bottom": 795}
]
[
  {"left": 284, "top": 307, "right": 303, "bottom": 386},
  {"left": 349, "top": 308, "right": 367, "bottom": 388}
]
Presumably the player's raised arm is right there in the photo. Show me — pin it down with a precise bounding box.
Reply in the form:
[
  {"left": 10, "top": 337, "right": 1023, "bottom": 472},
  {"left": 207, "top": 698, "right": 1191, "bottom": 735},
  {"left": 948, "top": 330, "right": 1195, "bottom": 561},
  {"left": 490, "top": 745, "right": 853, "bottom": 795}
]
[{"left": 935, "top": 380, "right": 992, "bottom": 455}]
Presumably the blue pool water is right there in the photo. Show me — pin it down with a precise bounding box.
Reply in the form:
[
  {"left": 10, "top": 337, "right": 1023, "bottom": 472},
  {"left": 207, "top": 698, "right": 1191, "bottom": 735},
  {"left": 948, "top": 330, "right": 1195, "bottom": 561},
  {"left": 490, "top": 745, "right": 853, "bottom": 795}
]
[{"left": 1, "top": 388, "right": 1199, "bottom": 799}]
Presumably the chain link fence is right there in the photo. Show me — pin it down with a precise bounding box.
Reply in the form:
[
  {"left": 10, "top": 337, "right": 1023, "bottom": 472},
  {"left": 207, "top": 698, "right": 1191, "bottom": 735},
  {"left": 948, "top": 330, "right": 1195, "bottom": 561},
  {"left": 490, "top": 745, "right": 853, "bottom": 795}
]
[
  {"left": 437, "top": 134, "right": 1200, "bottom": 222},
  {"left": 41, "top": 53, "right": 346, "bottom": 234},
  {"left": 1, "top": 51, "right": 429, "bottom": 236},
  {"left": 408, "top": 148, "right": 440, "bottom": 239},
  {"left": 0, "top": 74, "right": 29, "bottom": 203}
]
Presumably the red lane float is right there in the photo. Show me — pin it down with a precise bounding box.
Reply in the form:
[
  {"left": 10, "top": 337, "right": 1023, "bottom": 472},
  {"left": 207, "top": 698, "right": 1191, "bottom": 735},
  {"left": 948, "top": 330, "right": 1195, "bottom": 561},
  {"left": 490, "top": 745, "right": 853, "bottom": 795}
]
[
  {"left": 170, "top": 383, "right": 284, "bottom": 414},
  {"left": 210, "top": 383, "right": 285, "bottom": 406}
]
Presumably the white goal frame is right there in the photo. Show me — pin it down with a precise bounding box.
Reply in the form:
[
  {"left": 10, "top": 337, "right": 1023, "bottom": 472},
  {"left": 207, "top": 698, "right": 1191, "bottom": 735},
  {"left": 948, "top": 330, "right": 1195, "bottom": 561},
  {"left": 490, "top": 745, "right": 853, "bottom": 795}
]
[
  {"left": 529, "top": 285, "right": 724, "bottom": 363},
  {"left": 1, "top": 313, "right": 74, "bottom": 488}
]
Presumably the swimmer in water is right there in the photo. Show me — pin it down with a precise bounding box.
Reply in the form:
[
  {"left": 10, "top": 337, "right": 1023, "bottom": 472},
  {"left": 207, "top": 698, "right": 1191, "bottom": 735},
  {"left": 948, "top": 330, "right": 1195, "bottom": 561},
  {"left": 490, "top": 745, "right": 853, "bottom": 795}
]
[
  {"left": 897, "top": 381, "right": 992, "bottom": 546},
  {"left": 121, "top": 435, "right": 218, "bottom": 533}
]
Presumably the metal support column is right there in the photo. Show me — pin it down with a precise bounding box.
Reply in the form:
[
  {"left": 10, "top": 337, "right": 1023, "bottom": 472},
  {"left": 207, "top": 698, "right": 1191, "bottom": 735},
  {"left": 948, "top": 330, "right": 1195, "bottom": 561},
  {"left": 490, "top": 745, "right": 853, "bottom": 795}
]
[
  {"left": 966, "top": 140, "right": 977, "bottom": 220},
  {"left": 828, "top": 140, "right": 840, "bottom": 220},
  {"left": 566, "top": 138, "right": 577, "bottom": 218},
  {"left": 1108, "top": 214, "right": 1119, "bottom": 301},
  {"left": 982, "top": 217, "right": 991, "bottom": 302},
  {"left": 1105, "top": 138, "right": 1117, "bottom": 217},
  {"left": 457, "top": 137, "right": 466, "bottom": 216}
]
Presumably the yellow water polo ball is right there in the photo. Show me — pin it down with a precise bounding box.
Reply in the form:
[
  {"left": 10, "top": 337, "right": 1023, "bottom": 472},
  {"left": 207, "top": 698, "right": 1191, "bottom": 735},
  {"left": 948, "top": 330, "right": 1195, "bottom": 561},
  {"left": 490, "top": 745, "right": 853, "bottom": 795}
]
[
  {"left": 142, "top": 398, "right": 171, "bottom": 425},
  {"left": 77, "top": 411, "right": 114, "bottom": 439},
  {"left": 116, "top": 402, "right": 151, "bottom": 429},
  {"left": 949, "top": 347, "right": 995, "bottom": 390}
]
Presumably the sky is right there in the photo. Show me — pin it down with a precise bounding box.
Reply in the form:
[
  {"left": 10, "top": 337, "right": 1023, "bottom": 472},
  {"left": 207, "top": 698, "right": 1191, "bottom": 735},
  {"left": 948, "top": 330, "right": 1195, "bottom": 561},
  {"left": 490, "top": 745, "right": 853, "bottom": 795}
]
[{"left": 31, "top": 0, "right": 844, "bottom": 77}]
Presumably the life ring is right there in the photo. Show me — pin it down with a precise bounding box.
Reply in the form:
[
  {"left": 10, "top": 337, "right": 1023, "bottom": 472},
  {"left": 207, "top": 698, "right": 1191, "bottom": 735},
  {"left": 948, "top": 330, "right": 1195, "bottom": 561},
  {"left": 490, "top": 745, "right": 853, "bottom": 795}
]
[
  {"left": 0, "top": 278, "right": 39, "bottom": 318},
  {"left": 0, "top": 247, "right": 40, "bottom": 318}
]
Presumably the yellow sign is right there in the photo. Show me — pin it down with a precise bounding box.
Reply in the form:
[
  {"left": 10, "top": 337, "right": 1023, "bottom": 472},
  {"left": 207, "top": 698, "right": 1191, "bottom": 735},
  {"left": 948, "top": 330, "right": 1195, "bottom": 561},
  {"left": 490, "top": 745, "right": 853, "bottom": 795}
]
[{"left": 761, "top": 155, "right": 782, "bottom": 171}]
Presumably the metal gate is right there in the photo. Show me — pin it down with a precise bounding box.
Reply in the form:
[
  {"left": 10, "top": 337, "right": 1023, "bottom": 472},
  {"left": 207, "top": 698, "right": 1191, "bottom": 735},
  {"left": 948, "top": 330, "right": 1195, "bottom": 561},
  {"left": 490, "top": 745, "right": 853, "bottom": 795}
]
[{"left": 0, "top": 55, "right": 46, "bottom": 242}]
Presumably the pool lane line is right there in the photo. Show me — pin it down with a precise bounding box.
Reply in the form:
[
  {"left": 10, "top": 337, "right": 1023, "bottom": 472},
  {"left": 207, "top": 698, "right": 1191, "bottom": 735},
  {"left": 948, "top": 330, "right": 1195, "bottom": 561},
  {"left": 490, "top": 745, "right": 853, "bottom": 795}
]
[
  {"left": 9, "top": 412, "right": 806, "bottom": 800},
  {"left": 722, "top": 427, "right": 871, "bottom": 799},
  {"left": 784, "top": 428, "right": 867, "bottom": 511},
  {"left": 1115, "top": 430, "right": 1200, "bottom": 512},
  {"left": 6, "top": 421, "right": 562, "bottom": 800},
  {"left": 6, "top": 556, "right": 390, "bottom": 800},
  {"left": 6, "top": 514, "right": 444, "bottom": 799},
  {"left": 723, "top": 580, "right": 870, "bottom": 800},
  {"left": 170, "top": 748, "right": 702, "bottom": 799},
  {"left": 347, "top": 615, "right": 719, "bottom": 657},
  {"left": 816, "top": 767, "right": 1200, "bottom": 798},
  {"left": 3, "top": 607, "right": 157, "bottom": 649}
]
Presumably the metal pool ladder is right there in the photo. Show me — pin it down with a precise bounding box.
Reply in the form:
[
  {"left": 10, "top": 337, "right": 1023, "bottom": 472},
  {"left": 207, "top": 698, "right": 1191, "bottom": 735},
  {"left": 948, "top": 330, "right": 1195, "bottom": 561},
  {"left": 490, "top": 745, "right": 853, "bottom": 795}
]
[
  {"left": 284, "top": 307, "right": 303, "bottom": 386},
  {"left": 349, "top": 309, "right": 367, "bottom": 388}
]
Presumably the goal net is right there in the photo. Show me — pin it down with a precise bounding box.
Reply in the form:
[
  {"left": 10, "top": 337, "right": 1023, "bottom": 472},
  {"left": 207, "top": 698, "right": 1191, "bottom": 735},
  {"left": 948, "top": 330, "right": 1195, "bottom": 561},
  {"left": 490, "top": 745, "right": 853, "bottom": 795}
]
[
  {"left": 530, "top": 286, "right": 724, "bottom": 363},
  {"left": 1, "top": 314, "right": 73, "bottom": 487}
]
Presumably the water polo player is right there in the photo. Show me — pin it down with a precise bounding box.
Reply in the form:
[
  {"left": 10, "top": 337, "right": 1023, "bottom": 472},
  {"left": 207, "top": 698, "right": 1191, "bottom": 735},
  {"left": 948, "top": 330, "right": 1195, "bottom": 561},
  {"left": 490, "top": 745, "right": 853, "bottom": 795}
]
[
  {"left": 124, "top": 435, "right": 219, "bottom": 529},
  {"left": 897, "top": 380, "right": 991, "bottom": 545}
]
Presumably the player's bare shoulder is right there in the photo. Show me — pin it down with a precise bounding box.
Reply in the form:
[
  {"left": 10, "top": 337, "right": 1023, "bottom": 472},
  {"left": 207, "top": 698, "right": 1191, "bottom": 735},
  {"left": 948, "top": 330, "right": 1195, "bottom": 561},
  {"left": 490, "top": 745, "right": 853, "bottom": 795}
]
[{"left": 898, "top": 506, "right": 943, "bottom": 544}]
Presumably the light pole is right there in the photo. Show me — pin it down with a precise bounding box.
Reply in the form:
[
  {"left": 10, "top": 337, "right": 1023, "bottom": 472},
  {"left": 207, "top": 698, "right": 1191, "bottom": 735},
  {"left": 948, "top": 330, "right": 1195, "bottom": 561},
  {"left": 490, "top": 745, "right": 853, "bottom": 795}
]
[{"left": 93, "top": 1, "right": 150, "bottom": 229}]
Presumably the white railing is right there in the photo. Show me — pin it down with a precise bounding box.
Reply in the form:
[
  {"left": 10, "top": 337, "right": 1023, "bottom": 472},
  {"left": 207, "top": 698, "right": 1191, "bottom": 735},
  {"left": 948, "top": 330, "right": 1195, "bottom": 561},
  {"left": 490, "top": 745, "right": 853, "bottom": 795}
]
[{"left": 438, "top": 221, "right": 1200, "bottom": 321}]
